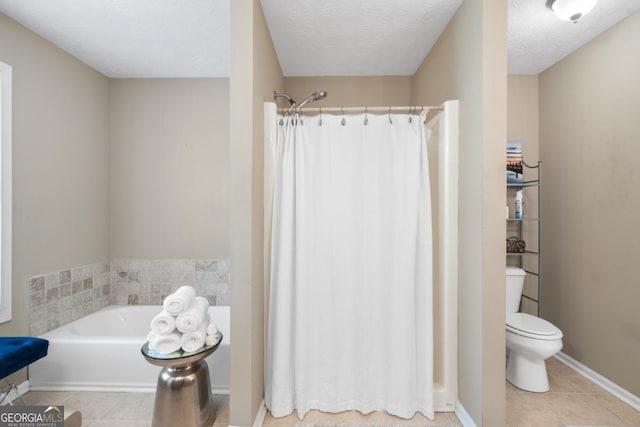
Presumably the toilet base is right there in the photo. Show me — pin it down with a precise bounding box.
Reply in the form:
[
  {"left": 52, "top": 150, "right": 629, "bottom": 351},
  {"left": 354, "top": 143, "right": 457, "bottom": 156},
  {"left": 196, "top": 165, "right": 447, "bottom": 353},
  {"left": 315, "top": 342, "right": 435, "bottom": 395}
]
[{"left": 506, "top": 351, "right": 549, "bottom": 392}]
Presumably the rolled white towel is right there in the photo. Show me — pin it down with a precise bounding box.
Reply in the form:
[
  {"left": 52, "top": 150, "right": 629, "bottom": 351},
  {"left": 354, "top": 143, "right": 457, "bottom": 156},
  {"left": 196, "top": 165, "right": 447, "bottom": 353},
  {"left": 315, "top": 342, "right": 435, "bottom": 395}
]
[
  {"left": 181, "top": 321, "right": 207, "bottom": 353},
  {"left": 150, "top": 310, "right": 176, "bottom": 335},
  {"left": 206, "top": 322, "right": 218, "bottom": 337},
  {"left": 205, "top": 333, "right": 220, "bottom": 347},
  {"left": 152, "top": 332, "right": 182, "bottom": 354},
  {"left": 147, "top": 331, "right": 157, "bottom": 350},
  {"left": 176, "top": 296, "right": 209, "bottom": 333},
  {"left": 202, "top": 313, "right": 210, "bottom": 332},
  {"left": 162, "top": 286, "right": 197, "bottom": 316}
]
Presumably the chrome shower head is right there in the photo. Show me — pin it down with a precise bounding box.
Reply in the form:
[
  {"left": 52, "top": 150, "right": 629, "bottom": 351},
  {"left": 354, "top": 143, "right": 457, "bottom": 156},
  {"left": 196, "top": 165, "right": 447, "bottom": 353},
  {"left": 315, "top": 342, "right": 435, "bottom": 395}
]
[
  {"left": 296, "top": 91, "right": 328, "bottom": 108},
  {"left": 312, "top": 91, "right": 328, "bottom": 101}
]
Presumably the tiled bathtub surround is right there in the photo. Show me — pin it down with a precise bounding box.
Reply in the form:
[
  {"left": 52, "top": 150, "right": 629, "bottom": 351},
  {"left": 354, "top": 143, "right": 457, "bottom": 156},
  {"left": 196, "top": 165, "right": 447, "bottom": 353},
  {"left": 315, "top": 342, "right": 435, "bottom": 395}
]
[
  {"left": 29, "top": 261, "right": 111, "bottom": 336},
  {"left": 110, "top": 259, "right": 230, "bottom": 307},
  {"left": 29, "top": 259, "right": 230, "bottom": 336}
]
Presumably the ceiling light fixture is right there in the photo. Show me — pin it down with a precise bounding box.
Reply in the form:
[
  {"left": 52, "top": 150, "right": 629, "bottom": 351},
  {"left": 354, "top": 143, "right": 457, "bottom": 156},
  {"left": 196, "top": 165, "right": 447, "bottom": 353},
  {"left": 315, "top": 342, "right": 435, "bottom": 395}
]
[{"left": 547, "top": 0, "right": 598, "bottom": 23}]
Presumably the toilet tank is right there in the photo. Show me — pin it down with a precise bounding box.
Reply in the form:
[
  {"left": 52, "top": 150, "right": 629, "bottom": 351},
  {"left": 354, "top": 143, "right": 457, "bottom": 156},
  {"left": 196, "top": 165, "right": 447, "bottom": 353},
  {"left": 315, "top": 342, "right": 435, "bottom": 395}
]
[{"left": 506, "top": 267, "right": 527, "bottom": 313}]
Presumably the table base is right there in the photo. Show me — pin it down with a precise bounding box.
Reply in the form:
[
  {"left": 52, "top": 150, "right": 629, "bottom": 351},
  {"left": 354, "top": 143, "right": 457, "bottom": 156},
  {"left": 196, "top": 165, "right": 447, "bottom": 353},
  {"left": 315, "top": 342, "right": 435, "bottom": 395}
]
[{"left": 151, "top": 360, "right": 215, "bottom": 427}]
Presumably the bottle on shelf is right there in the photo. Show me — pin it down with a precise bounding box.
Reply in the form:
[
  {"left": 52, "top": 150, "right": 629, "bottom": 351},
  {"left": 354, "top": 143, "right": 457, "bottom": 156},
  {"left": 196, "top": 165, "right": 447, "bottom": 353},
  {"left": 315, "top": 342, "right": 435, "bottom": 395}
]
[{"left": 515, "top": 189, "right": 524, "bottom": 219}]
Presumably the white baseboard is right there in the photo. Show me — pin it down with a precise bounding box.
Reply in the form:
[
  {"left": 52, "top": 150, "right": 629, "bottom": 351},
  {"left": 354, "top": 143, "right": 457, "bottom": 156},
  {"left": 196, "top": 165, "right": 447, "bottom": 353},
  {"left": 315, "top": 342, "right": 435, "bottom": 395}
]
[
  {"left": 1, "top": 380, "right": 29, "bottom": 405},
  {"left": 227, "top": 400, "right": 266, "bottom": 427},
  {"left": 455, "top": 400, "right": 477, "bottom": 427},
  {"left": 252, "top": 400, "right": 267, "bottom": 427},
  {"left": 555, "top": 352, "right": 640, "bottom": 412}
]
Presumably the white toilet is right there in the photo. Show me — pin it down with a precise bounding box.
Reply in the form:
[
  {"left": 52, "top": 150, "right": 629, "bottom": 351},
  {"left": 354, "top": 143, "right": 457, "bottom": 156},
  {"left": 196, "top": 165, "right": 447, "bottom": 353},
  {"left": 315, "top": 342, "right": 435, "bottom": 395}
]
[{"left": 505, "top": 267, "right": 563, "bottom": 392}]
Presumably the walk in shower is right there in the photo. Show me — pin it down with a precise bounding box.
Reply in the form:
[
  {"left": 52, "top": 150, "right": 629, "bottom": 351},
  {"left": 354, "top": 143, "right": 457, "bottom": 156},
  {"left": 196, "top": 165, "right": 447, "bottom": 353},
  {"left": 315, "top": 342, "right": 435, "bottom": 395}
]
[{"left": 262, "top": 99, "right": 459, "bottom": 417}]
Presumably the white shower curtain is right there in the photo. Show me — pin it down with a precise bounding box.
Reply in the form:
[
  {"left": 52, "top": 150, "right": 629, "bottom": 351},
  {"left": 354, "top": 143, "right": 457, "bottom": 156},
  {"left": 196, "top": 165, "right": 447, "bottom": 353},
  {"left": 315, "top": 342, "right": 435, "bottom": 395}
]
[{"left": 265, "top": 111, "right": 434, "bottom": 420}]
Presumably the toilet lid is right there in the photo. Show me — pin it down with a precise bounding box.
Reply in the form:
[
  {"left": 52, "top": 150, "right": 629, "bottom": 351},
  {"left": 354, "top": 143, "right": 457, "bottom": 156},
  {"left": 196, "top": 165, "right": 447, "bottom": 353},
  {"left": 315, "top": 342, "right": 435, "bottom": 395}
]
[{"left": 506, "top": 313, "right": 561, "bottom": 337}]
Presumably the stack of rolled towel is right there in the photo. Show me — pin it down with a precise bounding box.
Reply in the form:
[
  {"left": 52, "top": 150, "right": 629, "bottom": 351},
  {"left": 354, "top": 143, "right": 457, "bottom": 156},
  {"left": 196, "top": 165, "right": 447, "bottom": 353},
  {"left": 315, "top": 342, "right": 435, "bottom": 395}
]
[{"left": 147, "top": 285, "right": 220, "bottom": 355}]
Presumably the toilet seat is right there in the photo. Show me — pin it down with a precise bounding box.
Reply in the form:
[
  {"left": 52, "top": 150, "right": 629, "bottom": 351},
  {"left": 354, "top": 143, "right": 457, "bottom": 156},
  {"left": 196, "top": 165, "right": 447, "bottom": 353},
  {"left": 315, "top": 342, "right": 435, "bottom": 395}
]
[{"left": 506, "top": 313, "right": 563, "bottom": 340}]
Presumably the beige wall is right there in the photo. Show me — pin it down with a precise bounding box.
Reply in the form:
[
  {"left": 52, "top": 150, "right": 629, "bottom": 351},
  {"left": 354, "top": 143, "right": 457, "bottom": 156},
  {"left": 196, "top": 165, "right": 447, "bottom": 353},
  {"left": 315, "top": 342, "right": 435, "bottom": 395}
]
[
  {"left": 539, "top": 11, "right": 640, "bottom": 396},
  {"left": 283, "top": 76, "right": 411, "bottom": 107},
  {"left": 0, "top": 12, "right": 109, "bottom": 379},
  {"left": 229, "top": 0, "right": 284, "bottom": 424},
  {"left": 412, "top": 0, "right": 507, "bottom": 425},
  {"left": 109, "top": 78, "right": 229, "bottom": 259},
  {"left": 507, "top": 75, "right": 539, "bottom": 159},
  {"left": 252, "top": 0, "right": 285, "bottom": 422},
  {"left": 507, "top": 75, "right": 540, "bottom": 314}
]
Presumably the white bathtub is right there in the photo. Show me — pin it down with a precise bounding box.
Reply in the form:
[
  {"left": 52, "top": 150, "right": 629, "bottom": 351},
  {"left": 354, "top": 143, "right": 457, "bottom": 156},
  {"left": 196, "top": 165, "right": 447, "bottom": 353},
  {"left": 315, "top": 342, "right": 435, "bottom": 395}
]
[{"left": 29, "top": 305, "right": 230, "bottom": 394}]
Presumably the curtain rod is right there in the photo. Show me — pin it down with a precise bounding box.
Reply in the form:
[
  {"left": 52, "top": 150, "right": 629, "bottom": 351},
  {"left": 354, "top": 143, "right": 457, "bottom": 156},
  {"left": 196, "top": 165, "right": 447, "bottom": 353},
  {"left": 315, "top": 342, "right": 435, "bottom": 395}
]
[{"left": 277, "top": 105, "right": 443, "bottom": 114}]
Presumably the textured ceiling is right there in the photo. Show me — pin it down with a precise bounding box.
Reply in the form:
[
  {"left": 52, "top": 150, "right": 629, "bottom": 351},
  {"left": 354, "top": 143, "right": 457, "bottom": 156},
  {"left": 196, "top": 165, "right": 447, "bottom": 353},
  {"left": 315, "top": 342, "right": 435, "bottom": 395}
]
[
  {"left": 509, "top": 0, "right": 640, "bottom": 74},
  {"left": 0, "top": 0, "right": 638, "bottom": 78},
  {"left": 0, "top": 0, "right": 229, "bottom": 78},
  {"left": 261, "top": 0, "right": 463, "bottom": 76}
]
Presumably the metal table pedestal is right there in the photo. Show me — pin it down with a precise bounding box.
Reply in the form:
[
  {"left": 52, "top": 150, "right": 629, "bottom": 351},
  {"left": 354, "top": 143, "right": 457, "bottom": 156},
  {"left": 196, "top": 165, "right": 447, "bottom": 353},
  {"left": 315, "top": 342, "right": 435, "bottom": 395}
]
[{"left": 141, "top": 338, "right": 221, "bottom": 427}]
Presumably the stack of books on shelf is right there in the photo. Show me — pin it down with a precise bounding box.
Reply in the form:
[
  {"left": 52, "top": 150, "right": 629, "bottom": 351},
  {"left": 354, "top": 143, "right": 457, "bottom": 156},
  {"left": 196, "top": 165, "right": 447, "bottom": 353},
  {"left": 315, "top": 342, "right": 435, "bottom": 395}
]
[{"left": 506, "top": 140, "right": 523, "bottom": 184}]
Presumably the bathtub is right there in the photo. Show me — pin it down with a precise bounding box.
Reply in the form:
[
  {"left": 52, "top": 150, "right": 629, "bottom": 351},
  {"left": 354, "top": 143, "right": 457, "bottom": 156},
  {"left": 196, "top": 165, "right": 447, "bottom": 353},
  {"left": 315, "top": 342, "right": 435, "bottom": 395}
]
[{"left": 29, "top": 305, "right": 230, "bottom": 394}]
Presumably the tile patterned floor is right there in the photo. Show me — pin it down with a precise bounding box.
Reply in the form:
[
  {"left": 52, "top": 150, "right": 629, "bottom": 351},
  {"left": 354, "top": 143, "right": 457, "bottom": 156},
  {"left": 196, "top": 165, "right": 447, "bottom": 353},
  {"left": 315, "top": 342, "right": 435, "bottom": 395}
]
[
  {"left": 15, "top": 358, "right": 640, "bottom": 427},
  {"left": 18, "top": 391, "right": 229, "bottom": 427},
  {"left": 263, "top": 408, "right": 461, "bottom": 426},
  {"left": 506, "top": 357, "right": 640, "bottom": 427}
]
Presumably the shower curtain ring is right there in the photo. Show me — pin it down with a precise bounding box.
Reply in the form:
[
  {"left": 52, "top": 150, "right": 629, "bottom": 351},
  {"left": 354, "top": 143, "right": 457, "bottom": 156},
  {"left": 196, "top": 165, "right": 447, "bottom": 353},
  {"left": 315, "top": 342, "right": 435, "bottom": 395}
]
[
  {"left": 388, "top": 106, "right": 393, "bottom": 124},
  {"left": 319, "top": 107, "right": 323, "bottom": 126},
  {"left": 409, "top": 105, "right": 413, "bottom": 123},
  {"left": 341, "top": 106, "right": 346, "bottom": 126},
  {"left": 364, "top": 107, "right": 368, "bottom": 126}
]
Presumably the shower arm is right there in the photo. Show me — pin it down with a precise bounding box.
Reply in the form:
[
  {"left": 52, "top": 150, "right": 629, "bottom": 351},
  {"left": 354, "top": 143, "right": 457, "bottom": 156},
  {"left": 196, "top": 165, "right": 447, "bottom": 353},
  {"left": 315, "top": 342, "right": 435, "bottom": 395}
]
[
  {"left": 273, "top": 91, "right": 297, "bottom": 108},
  {"left": 273, "top": 90, "right": 328, "bottom": 111}
]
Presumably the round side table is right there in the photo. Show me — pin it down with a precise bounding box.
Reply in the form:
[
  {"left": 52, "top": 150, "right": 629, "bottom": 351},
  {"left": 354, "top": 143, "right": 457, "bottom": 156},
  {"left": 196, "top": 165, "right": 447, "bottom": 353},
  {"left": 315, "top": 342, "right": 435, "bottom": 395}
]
[{"left": 141, "top": 335, "right": 222, "bottom": 427}]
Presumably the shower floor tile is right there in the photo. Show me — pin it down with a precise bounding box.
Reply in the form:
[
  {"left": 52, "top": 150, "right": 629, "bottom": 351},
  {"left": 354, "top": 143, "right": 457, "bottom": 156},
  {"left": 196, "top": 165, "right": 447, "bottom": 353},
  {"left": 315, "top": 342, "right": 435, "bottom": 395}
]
[{"left": 263, "top": 408, "right": 462, "bottom": 426}]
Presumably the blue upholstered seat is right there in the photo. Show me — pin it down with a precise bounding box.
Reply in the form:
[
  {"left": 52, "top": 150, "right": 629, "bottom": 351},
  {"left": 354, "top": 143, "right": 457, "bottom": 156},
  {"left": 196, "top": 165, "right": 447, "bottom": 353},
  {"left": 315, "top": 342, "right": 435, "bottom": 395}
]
[{"left": 0, "top": 337, "right": 49, "bottom": 379}]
